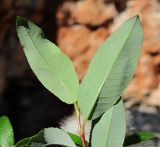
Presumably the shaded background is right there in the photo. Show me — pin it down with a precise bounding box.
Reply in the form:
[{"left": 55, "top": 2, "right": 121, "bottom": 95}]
[{"left": 0, "top": 0, "right": 160, "bottom": 142}]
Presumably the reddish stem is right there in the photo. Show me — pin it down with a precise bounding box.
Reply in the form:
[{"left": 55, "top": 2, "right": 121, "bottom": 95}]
[{"left": 80, "top": 130, "right": 86, "bottom": 147}]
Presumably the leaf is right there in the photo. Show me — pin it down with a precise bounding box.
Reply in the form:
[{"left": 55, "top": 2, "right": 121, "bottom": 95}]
[
  {"left": 27, "top": 130, "right": 45, "bottom": 146},
  {"left": 44, "top": 128, "right": 76, "bottom": 147},
  {"left": 124, "top": 131, "right": 157, "bottom": 146},
  {"left": 78, "top": 15, "right": 142, "bottom": 120},
  {"left": 26, "top": 128, "right": 76, "bottom": 147},
  {"left": 68, "top": 133, "right": 82, "bottom": 146},
  {"left": 0, "top": 116, "right": 14, "bottom": 147},
  {"left": 136, "top": 132, "right": 156, "bottom": 142},
  {"left": 16, "top": 16, "right": 79, "bottom": 104},
  {"left": 68, "top": 132, "right": 89, "bottom": 147},
  {"left": 91, "top": 99, "right": 126, "bottom": 147},
  {"left": 15, "top": 137, "right": 30, "bottom": 147},
  {"left": 16, "top": 131, "right": 45, "bottom": 147}
]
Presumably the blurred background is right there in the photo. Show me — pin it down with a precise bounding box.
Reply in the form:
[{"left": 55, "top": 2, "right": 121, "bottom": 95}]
[{"left": 0, "top": 0, "right": 160, "bottom": 142}]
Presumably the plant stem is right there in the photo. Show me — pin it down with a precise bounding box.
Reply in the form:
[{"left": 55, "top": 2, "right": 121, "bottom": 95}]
[{"left": 74, "top": 103, "right": 86, "bottom": 147}]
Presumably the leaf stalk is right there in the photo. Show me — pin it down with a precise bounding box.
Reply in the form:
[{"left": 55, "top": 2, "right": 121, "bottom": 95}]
[{"left": 74, "top": 103, "right": 86, "bottom": 147}]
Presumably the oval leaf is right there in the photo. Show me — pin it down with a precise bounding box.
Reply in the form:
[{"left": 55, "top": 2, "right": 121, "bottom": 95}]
[
  {"left": 0, "top": 116, "right": 14, "bottom": 147},
  {"left": 91, "top": 99, "right": 126, "bottom": 147},
  {"left": 78, "top": 15, "right": 142, "bottom": 120},
  {"left": 27, "top": 128, "right": 76, "bottom": 147},
  {"left": 15, "top": 137, "right": 30, "bottom": 147},
  {"left": 44, "top": 128, "right": 76, "bottom": 147},
  {"left": 27, "top": 130, "right": 45, "bottom": 146},
  {"left": 16, "top": 16, "right": 79, "bottom": 104}
]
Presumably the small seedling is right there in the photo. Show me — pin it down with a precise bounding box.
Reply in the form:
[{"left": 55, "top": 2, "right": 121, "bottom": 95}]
[{"left": 0, "top": 15, "right": 145, "bottom": 147}]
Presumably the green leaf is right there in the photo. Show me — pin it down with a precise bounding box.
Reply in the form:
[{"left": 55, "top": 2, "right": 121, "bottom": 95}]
[
  {"left": 68, "top": 132, "right": 89, "bottom": 147},
  {"left": 124, "top": 131, "right": 157, "bottom": 146},
  {"left": 16, "top": 16, "right": 79, "bottom": 104},
  {"left": 27, "top": 130, "right": 45, "bottom": 146},
  {"left": 16, "top": 132, "right": 43, "bottom": 147},
  {"left": 68, "top": 133, "right": 83, "bottom": 146},
  {"left": 136, "top": 132, "right": 156, "bottom": 141},
  {"left": 16, "top": 135, "right": 43, "bottom": 147},
  {"left": 78, "top": 15, "right": 142, "bottom": 120},
  {"left": 91, "top": 99, "right": 126, "bottom": 147},
  {"left": 26, "top": 128, "right": 76, "bottom": 147},
  {"left": 44, "top": 128, "right": 76, "bottom": 147},
  {"left": 15, "top": 137, "right": 30, "bottom": 147},
  {"left": 0, "top": 116, "right": 14, "bottom": 147},
  {"left": 15, "top": 128, "right": 79, "bottom": 147}
]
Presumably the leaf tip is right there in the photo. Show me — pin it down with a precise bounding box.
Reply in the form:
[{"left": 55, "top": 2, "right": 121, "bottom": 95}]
[
  {"left": 16, "top": 16, "right": 29, "bottom": 30},
  {"left": 131, "top": 14, "right": 141, "bottom": 22},
  {"left": 134, "top": 14, "right": 140, "bottom": 18}
]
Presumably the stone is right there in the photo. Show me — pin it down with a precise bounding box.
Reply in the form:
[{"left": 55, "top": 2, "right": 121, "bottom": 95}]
[{"left": 56, "top": 0, "right": 118, "bottom": 26}]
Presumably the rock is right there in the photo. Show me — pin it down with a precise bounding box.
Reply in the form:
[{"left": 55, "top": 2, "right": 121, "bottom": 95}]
[
  {"left": 56, "top": 0, "right": 117, "bottom": 79},
  {"left": 56, "top": 0, "right": 119, "bottom": 79},
  {"left": 125, "top": 99, "right": 160, "bottom": 138},
  {"left": 56, "top": 0, "right": 118, "bottom": 26}
]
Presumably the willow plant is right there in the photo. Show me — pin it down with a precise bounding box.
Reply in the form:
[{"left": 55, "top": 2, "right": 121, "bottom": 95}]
[{"left": 0, "top": 15, "right": 142, "bottom": 147}]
